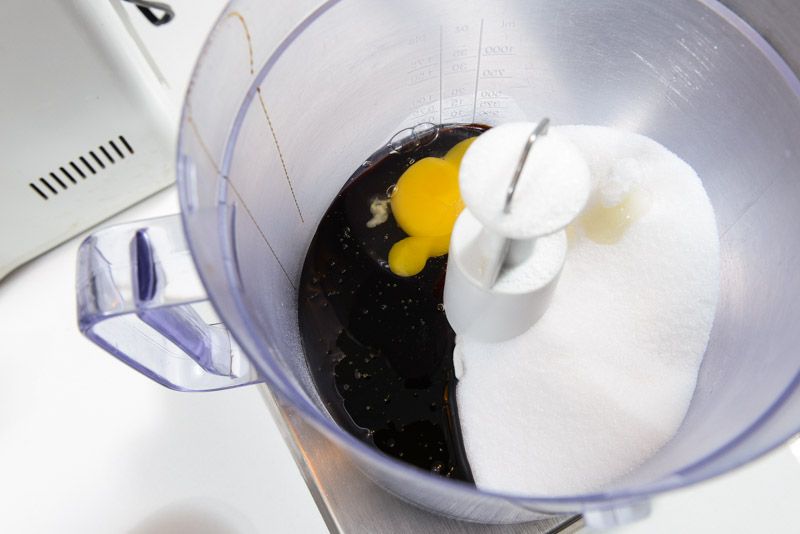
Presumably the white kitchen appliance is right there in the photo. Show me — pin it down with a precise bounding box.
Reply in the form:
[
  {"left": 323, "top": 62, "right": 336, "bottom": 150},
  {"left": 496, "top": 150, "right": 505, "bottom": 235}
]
[{"left": 0, "top": 0, "right": 175, "bottom": 280}]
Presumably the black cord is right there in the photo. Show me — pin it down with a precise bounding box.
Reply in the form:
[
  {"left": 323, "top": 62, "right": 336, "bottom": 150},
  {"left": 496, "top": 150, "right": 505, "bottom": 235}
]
[{"left": 121, "top": 0, "right": 175, "bottom": 26}]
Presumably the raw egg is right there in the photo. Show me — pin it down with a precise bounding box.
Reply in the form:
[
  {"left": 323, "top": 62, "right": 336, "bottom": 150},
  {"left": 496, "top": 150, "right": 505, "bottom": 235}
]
[{"left": 388, "top": 137, "right": 477, "bottom": 276}]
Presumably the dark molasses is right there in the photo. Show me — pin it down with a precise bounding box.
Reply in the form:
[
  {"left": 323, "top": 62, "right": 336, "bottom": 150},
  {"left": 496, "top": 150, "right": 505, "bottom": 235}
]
[{"left": 298, "top": 124, "right": 488, "bottom": 481}]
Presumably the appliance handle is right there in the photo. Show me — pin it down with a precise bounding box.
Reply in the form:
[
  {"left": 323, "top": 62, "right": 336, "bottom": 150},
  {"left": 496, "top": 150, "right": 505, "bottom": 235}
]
[
  {"left": 76, "top": 214, "right": 263, "bottom": 391},
  {"left": 121, "top": 0, "right": 175, "bottom": 26}
]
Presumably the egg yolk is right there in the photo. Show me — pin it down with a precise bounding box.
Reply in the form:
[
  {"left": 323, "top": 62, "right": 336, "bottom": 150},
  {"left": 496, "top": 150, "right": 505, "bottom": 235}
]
[
  {"left": 443, "top": 136, "right": 477, "bottom": 167},
  {"left": 388, "top": 137, "right": 476, "bottom": 276}
]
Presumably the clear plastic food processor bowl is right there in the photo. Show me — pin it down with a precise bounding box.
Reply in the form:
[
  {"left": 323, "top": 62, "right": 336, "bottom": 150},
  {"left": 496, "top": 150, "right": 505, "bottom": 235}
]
[{"left": 77, "top": 0, "right": 800, "bottom": 527}]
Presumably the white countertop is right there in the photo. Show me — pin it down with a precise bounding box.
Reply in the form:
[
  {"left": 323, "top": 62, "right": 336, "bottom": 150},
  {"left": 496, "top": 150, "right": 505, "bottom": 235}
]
[{"left": 0, "top": 189, "right": 328, "bottom": 533}]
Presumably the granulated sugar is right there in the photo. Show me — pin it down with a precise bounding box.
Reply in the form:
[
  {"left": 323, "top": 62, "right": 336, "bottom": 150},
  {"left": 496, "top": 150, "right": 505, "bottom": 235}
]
[{"left": 453, "top": 125, "right": 720, "bottom": 496}]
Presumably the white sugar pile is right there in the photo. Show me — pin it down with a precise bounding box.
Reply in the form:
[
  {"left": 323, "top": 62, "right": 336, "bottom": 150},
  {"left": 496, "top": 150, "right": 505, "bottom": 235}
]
[{"left": 453, "top": 125, "right": 720, "bottom": 496}]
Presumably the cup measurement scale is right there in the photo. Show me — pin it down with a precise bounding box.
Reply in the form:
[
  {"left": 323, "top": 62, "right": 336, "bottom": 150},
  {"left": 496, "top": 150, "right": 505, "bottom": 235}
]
[{"left": 402, "top": 18, "right": 530, "bottom": 127}]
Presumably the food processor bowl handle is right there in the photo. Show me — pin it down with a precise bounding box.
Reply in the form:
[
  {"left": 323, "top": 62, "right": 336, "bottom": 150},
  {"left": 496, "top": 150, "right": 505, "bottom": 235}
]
[{"left": 76, "top": 214, "right": 263, "bottom": 391}]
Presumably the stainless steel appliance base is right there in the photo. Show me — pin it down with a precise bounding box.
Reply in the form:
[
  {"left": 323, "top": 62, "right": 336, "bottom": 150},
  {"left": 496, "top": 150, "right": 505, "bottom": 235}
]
[{"left": 259, "top": 386, "right": 582, "bottom": 533}]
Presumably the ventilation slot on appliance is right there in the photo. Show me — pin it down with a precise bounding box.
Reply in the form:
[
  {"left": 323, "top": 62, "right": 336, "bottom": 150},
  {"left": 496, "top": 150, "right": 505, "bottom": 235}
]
[{"left": 28, "top": 135, "right": 135, "bottom": 200}]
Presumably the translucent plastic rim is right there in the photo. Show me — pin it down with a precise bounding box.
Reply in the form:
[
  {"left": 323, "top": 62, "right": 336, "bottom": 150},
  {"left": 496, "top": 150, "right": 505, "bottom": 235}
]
[{"left": 178, "top": 0, "right": 800, "bottom": 509}]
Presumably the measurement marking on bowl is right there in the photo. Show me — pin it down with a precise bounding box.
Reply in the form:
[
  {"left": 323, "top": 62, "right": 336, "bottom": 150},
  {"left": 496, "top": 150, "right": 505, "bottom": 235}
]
[
  {"left": 186, "top": 112, "right": 294, "bottom": 288},
  {"left": 186, "top": 114, "right": 219, "bottom": 174},
  {"left": 472, "top": 19, "right": 485, "bottom": 123},
  {"left": 439, "top": 25, "right": 444, "bottom": 124},
  {"left": 227, "top": 12, "right": 255, "bottom": 74},
  {"left": 229, "top": 10, "right": 305, "bottom": 224},
  {"left": 228, "top": 178, "right": 296, "bottom": 289},
  {"left": 256, "top": 89, "right": 305, "bottom": 223}
]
